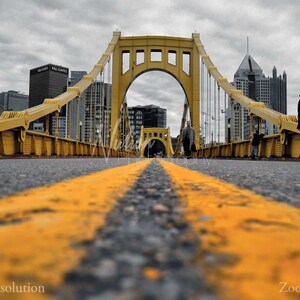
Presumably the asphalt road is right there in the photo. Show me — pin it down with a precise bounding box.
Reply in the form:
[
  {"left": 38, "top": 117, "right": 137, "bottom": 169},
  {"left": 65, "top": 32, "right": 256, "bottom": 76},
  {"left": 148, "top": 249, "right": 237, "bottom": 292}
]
[
  {"left": 55, "top": 160, "right": 215, "bottom": 300},
  {"left": 0, "top": 157, "right": 299, "bottom": 207},
  {"left": 168, "top": 158, "right": 300, "bottom": 207},
  {"left": 0, "top": 158, "right": 139, "bottom": 198}
]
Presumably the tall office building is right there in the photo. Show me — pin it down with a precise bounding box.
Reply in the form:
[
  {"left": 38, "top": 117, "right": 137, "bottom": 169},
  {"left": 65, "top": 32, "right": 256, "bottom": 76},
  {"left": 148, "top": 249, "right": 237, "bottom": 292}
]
[
  {"left": 84, "top": 82, "right": 112, "bottom": 144},
  {"left": 128, "top": 104, "right": 167, "bottom": 156},
  {"left": 29, "top": 64, "right": 69, "bottom": 133},
  {"left": 0, "top": 90, "right": 28, "bottom": 112},
  {"left": 270, "top": 67, "right": 287, "bottom": 114},
  {"left": 227, "top": 50, "right": 287, "bottom": 141},
  {"left": 68, "top": 71, "right": 87, "bottom": 139}
]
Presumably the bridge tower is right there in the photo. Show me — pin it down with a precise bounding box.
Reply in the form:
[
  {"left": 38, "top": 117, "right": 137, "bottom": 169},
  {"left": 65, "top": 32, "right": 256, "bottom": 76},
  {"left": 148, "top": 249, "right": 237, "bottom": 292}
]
[
  {"left": 138, "top": 126, "right": 174, "bottom": 158},
  {"left": 110, "top": 32, "right": 200, "bottom": 151}
]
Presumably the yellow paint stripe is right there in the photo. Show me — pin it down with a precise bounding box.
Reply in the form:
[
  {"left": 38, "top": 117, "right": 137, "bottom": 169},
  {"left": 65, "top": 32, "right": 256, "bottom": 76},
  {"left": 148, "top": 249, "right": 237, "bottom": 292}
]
[
  {"left": 160, "top": 160, "right": 300, "bottom": 300},
  {"left": 0, "top": 159, "right": 151, "bottom": 300}
]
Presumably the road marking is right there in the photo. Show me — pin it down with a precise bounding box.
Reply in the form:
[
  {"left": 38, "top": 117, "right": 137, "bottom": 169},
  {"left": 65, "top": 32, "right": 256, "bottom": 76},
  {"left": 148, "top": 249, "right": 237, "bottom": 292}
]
[
  {"left": 0, "top": 159, "right": 151, "bottom": 300},
  {"left": 160, "top": 159, "right": 300, "bottom": 300}
]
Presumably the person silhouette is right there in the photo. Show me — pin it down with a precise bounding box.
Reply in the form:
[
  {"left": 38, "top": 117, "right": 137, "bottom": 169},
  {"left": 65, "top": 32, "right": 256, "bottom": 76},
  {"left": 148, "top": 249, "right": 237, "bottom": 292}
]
[
  {"left": 297, "top": 99, "right": 300, "bottom": 130},
  {"left": 182, "top": 121, "right": 195, "bottom": 157}
]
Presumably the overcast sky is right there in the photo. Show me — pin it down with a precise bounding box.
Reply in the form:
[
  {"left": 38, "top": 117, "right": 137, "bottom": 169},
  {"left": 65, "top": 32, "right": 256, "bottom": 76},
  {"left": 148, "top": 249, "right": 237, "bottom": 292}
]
[{"left": 0, "top": 0, "right": 299, "bottom": 136}]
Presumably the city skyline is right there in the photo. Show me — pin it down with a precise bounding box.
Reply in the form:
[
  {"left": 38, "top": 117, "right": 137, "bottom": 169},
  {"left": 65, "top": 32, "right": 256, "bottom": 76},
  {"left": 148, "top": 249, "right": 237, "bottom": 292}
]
[{"left": 0, "top": 0, "right": 299, "bottom": 138}]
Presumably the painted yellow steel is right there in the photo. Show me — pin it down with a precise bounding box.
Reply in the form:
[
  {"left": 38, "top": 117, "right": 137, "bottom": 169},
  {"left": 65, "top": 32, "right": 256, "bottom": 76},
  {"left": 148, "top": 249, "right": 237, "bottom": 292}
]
[
  {"left": 138, "top": 126, "right": 174, "bottom": 158},
  {"left": 193, "top": 33, "right": 299, "bottom": 134},
  {"left": 111, "top": 33, "right": 200, "bottom": 150},
  {"left": 0, "top": 130, "right": 134, "bottom": 158},
  {"left": 198, "top": 133, "right": 300, "bottom": 158}
]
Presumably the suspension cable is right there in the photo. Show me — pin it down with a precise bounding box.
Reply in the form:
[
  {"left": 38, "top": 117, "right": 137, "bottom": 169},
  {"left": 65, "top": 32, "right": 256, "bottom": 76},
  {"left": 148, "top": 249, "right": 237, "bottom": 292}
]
[
  {"left": 206, "top": 67, "right": 209, "bottom": 145},
  {"left": 208, "top": 73, "right": 212, "bottom": 144},
  {"left": 217, "top": 85, "right": 220, "bottom": 144},
  {"left": 200, "top": 58, "right": 204, "bottom": 144},
  {"left": 213, "top": 78, "right": 217, "bottom": 145}
]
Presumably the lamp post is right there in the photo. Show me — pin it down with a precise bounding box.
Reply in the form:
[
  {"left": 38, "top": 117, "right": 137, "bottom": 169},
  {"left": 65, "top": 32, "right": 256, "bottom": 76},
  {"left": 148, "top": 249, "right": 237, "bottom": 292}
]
[
  {"left": 79, "top": 121, "right": 83, "bottom": 142},
  {"left": 96, "top": 128, "right": 100, "bottom": 146},
  {"left": 227, "top": 122, "right": 231, "bottom": 143}
]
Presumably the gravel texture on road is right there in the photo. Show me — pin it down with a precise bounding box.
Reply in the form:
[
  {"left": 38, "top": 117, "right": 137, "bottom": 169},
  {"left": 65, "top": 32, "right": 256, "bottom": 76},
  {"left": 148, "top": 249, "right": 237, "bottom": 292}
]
[
  {"left": 0, "top": 158, "right": 139, "bottom": 198},
  {"left": 168, "top": 158, "right": 300, "bottom": 207},
  {"left": 54, "top": 160, "right": 217, "bottom": 300}
]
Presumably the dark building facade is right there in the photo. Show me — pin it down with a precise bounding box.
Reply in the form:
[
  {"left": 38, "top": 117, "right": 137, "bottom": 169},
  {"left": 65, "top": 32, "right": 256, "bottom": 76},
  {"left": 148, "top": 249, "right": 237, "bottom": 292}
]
[
  {"left": 270, "top": 67, "right": 287, "bottom": 114},
  {"left": 128, "top": 104, "right": 167, "bottom": 156},
  {"left": 29, "top": 64, "right": 69, "bottom": 133},
  {"left": 0, "top": 90, "right": 28, "bottom": 112}
]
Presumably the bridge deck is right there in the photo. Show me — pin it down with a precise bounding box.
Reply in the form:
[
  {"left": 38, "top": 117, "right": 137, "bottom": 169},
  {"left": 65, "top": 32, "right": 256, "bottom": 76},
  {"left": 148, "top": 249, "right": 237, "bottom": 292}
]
[{"left": 0, "top": 158, "right": 299, "bottom": 300}]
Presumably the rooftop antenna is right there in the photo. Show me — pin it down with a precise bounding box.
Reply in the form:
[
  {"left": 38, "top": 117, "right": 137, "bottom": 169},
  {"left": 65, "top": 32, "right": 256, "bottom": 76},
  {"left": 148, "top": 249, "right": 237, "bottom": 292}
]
[{"left": 247, "top": 36, "right": 250, "bottom": 55}]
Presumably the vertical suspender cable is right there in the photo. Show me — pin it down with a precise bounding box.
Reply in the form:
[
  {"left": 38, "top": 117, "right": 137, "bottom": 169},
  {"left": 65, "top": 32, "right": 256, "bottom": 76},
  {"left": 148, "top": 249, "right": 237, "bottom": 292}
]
[
  {"left": 224, "top": 92, "right": 227, "bottom": 143},
  {"left": 83, "top": 89, "right": 86, "bottom": 142},
  {"left": 93, "top": 78, "right": 97, "bottom": 143},
  {"left": 217, "top": 85, "right": 220, "bottom": 144},
  {"left": 213, "top": 79, "right": 217, "bottom": 144},
  {"left": 200, "top": 58, "right": 204, "bottom": 145},
  {"left": 89, "top": 82, "right": 93, "bottom": 143},
  {"left": 230, "top": 98, "right": 234, "bottom": 142},
  {"left": 107, "top": 57, "right": 112, "bottom": 147},
  {"left": 238, "top": 103, "right": 241, "bottom": 140},
  {"left": 206, "top": 68, "right": 209, "bottom": 145},
  {"left": 208, "top": 73, "right": 212, "bottom": 144}
]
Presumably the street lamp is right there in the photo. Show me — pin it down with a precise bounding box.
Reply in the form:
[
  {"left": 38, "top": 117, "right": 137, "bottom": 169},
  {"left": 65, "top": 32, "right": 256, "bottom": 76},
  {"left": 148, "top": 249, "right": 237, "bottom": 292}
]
[
  {"left": 96, "top": 128, "right": 100, "bottom": 145},
  {"left": 227, "top": 122, "right": 231, "bottom": 143},
  {"left": 79, "top": 121, "right": 83, "bottom": 142}
]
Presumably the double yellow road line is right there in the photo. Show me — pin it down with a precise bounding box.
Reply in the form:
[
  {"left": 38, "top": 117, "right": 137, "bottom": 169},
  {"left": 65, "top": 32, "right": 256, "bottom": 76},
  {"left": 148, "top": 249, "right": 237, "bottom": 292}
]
[{"left": 0, "top": 159, "right": 299, "bottom": 300}]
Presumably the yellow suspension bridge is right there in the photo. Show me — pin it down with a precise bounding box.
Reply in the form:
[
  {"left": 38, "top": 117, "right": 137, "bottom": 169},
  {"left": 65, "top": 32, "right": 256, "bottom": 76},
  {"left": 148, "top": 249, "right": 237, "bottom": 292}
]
[{"left": 0, "top": 32, "right": 300, "bottom": 300}]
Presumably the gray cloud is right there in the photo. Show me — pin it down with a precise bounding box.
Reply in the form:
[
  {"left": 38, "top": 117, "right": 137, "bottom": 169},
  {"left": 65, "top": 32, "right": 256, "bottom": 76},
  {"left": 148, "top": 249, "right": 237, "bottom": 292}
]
[{"left": 0, "top": 0, "right": 299, "bottom": 138}]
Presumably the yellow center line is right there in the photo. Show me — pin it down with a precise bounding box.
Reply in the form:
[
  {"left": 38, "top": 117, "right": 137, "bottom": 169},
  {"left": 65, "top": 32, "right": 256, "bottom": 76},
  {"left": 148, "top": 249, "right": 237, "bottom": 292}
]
[
  {"left": 160, "top": 159, "right": 300, "bottom": 300},
  {"left": 0, "top": 159, "right": 151, "bottom": 300}
]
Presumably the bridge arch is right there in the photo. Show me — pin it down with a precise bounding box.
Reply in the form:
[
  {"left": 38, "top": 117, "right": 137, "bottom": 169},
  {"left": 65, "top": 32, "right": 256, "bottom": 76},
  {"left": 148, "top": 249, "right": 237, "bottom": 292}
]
[
  {"left": 111, "top": 34, "right": 200, "bottom": 149},
  {"left": 124, "top": 68, "right": 188, "bottom": 104}
]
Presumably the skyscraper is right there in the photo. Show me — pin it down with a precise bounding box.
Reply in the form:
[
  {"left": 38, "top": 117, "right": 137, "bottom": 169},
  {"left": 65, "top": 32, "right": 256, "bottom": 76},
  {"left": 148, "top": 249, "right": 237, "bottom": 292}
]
[
  {"left": 29, "top": 64, "right": 69, "bottom": 133},
  {"left": 68, "top": 71, "right": 87, "bottom": 139},
  {"left": 270, "top": 67, "right": 287, "bottom": 114},
  {"left": 84, "top": 82, "right": 112, "bottom": 144},
  {"left": 228, "top": 48, "right": 287, "bottom": 141},
  {"left": 0, "top": 90, "right": 28, "bottom": 112}
]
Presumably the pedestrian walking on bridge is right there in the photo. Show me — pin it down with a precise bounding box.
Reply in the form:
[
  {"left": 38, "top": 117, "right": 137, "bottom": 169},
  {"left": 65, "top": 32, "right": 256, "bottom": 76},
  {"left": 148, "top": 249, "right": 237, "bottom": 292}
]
[
  {"left": 297, "top": 99, "right": 300, "bottom": 130},
  {"left": 182, "top": 121, "right": 195, "bottom": 158},
  {"left": 250, "top": 130, "right": 264, "bottom": 159}
]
